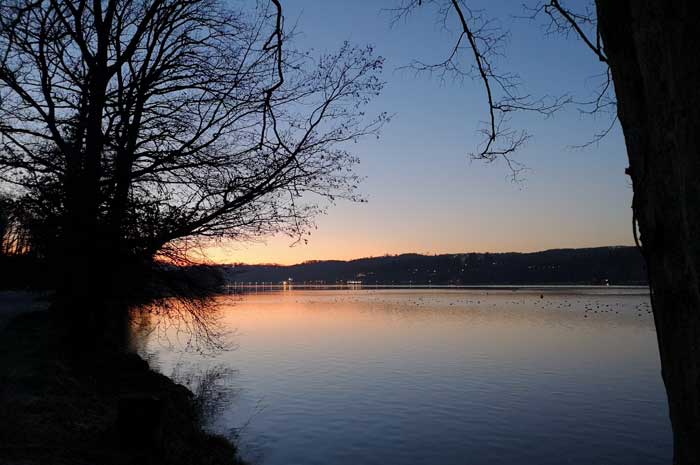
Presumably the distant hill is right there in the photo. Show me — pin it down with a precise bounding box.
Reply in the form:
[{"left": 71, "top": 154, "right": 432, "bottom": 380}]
[{"left": 223, "top": 246, "right": 647, "bottom": 286}]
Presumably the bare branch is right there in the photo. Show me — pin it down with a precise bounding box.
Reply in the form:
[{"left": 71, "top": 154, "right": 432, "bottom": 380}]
[{"left": 394, "top": 0, "right": 570, "bottom": 180}]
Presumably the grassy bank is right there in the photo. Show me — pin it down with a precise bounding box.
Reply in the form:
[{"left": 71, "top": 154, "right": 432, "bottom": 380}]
[{"left": 0, "top": 301, "right": 243, "bottom": 465}]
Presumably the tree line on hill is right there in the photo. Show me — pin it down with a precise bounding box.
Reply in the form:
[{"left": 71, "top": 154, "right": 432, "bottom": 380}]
[{"left": 226, "top": 246, "right": 647, "bottom": 286}]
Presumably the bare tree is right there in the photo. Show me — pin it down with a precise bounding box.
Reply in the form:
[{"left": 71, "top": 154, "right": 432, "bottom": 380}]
[
  {"left": 0, "top": 0, "right": 385, "bottom": 332},
  {"left": 397, "top": 0, "right": 700, "bottom": 462},
  {"left": 0, "top": 194, "right": 11, "bottom": 254}
]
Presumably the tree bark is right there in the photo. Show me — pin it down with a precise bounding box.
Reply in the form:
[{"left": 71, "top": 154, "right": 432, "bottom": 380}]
[{"left": 597, "top": 1, "right": 700, "bottom": 463}]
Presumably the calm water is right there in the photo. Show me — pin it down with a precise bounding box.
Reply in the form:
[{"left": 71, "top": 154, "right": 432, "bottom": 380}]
[{"left": 138, "top": 289, "right": 672, "bottom": 465}]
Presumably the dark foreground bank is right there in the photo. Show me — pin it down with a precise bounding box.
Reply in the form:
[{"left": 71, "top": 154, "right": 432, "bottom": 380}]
[{"left": 0, "top": 301, "right": 243, "bottom": 465}]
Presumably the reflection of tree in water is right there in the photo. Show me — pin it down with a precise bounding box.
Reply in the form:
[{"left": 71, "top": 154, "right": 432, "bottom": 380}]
[
  {"left": 169, "top": 362, "right": 241, "bottom": 430},
  {"left": 129, "top": 293, "right": 239, "bottom": 356}
]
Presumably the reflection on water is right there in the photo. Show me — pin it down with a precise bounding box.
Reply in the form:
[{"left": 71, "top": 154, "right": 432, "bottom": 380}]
[{"left": 137, "top": 289, "right": 671, "bottom": 465}]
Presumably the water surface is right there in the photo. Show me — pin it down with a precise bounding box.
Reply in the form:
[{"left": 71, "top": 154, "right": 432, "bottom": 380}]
[{"left": 139, "top": 289, "right": 671, "bottom": 465}]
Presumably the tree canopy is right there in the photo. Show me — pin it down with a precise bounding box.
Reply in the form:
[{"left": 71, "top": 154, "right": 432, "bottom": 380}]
[{"left": 0, "top": 0, "right": 386, "bottom": 263}]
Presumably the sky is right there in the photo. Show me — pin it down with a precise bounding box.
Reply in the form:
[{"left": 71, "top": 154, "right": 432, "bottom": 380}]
[{"left": 207, "top": 0, "right": 632, "bottom": 265}]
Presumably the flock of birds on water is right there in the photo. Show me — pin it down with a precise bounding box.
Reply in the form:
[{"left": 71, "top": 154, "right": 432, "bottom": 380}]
[{"left": 262, "top": 290, "right": 655, "bottom": 320}]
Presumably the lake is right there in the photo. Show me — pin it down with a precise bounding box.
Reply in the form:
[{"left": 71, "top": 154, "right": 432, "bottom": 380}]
[{"left": 136, "top": 288, "right": 671, "bottom": 465}]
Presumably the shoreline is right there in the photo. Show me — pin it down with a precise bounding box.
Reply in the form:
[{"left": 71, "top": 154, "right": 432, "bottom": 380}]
[{"left": 0, "top": 294, "right": 244, "bottom": 465}]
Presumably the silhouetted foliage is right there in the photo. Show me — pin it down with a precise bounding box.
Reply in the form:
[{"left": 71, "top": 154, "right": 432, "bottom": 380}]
[
  {"left": 0, "top": 195, "right": 30, "bottom": 255},
  {"left": 0, "top": 195, "right": 47, "bottom": 289},
  {"left": 0, "top": 194, "right": 10, "bottom": 254},
  {"left": 0, "top": 1, "right": 384, "bottom": 262},
  {"left": 0, "top": 0, "right": 385, "bottom": 342}
]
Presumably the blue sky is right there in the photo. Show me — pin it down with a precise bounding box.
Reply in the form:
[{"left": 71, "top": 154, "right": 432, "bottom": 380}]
[{"left": 213, "top": 0, "right": 632, "bottom": 264}]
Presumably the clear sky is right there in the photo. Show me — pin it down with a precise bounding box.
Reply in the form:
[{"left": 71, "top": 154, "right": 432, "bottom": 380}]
[{"left": 207, "top": 0, "right": 632, "bottom": 265}]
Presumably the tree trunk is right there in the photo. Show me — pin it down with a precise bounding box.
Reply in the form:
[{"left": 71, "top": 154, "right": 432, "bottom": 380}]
[
  {"left": 55, "top": 63, "right": 114, "bottom": 354},
  {"left": 56, "top": 162, "right": 104, "bottom": 353},
  {"left": 596, "top": 1, "right": 700, "bottom": 463}
]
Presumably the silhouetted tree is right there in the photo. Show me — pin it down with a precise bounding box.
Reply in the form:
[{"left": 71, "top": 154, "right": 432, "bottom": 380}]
[
  {"left": 0, "top": 194, "right": 10, "bottom": 254},
  {"left": 397, "top": 0, "right": 699, "bottom": 462},
  {"left": 0, "top": 0, "right": 385, "bottom": 339},
  {"left": 0, "top": 195, "right": 34, "bottom": 256}
]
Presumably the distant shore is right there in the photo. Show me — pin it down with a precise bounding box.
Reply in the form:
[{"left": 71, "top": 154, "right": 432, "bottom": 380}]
[
  {"left": 226, "top": 283, "right": 649, "bottom": 290},
  {"left": 222, "top": 246, "right": 647, "bottom": 287}
]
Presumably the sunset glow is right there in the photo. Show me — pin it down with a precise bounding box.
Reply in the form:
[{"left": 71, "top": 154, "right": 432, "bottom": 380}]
[
  {"left": 2, "top": 0, "right": 692, "bottom": 463},
  {"left": 205, "top": 0, "right": 633, "bottom": 265}
]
